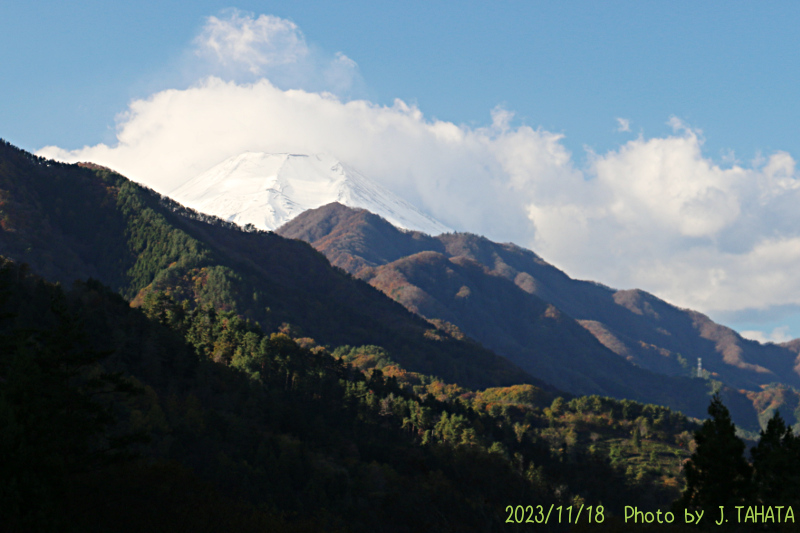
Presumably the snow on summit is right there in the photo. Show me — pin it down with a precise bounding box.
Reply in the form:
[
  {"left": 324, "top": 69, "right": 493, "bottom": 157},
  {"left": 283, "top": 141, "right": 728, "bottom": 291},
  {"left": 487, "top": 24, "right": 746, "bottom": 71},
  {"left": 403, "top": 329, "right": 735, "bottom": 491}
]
[{"left": 170, "top": 152, "right": 452, "bottom": 235}]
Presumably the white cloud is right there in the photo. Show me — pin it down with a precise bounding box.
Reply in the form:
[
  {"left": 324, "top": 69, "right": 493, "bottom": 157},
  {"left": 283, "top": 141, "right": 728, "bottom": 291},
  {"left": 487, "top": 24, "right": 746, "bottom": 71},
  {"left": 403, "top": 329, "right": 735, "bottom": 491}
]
[
  {"left": 37, "top": 82, "right": 800, "bottom": 317},
  {"left": 593, "top": 129, "right": 742, "bottom": 239},
  {"left": 323, "top": 52, "right": 360, "bottom": 95},
  {"left": 524, "top": 122, "right": 800, "bottom": 314},
  {"left": 616, "top": 117, "right": 631, "bottom": 132},
  {"left": 38, "top": 78, "right": 537, "bottom": 242},
  {"left": 195, "top": 10, "right": 308, "bottom": 74},
  {"left": 191, "top": 10, "right": 362, "bottom": 95},
  {"left": 35, "top": 14, "right": 800, "bottom": 323},
  {"left": 740, "top": 326, "right": 793, "bottom": 344}
]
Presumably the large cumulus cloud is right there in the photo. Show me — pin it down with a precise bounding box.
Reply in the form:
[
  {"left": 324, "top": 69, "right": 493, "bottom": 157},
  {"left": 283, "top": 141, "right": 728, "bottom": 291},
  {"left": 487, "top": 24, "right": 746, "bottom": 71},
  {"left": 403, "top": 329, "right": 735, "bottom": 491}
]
[{"left": 37, "top": 11, "right": 800, "bottom": 329}]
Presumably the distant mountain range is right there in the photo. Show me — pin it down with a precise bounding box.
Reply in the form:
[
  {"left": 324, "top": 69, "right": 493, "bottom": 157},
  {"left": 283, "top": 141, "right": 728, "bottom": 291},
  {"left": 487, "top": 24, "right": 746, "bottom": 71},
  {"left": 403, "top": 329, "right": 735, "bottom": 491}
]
[
  {"left": 278, "top": 202, "right": 800, "bottom": 430},
  {"left": 170, "top": 152, "right": 452, "bottom": 235}
]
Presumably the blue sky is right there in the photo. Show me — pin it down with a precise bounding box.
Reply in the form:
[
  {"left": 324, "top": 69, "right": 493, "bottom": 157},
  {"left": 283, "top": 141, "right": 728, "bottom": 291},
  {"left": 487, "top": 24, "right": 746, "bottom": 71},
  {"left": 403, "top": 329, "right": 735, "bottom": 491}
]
[
  {"left": 6, "top": 1, "right": 800, "bottom": 159},
  {"left": 5, "top": 1, "right": 800, "bottom": 341}
]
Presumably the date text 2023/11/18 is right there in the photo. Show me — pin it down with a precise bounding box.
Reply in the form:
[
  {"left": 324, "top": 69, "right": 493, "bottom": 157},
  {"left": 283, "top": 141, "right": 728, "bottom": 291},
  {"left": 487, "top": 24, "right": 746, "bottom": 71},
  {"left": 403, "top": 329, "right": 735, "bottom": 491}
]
[{"left": 505, "top": 504, "right": 604, "bottom": 525}]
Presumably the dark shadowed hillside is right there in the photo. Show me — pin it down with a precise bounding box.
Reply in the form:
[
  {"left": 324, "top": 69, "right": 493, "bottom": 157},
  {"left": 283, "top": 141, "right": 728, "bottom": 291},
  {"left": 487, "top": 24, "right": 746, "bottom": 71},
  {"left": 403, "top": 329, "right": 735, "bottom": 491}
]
[
  {"left": 0, "top": 140, "right": 539, "bottom": 391},
  {"left": 1, "top": 255, "right": 709, "bottom": 531}
]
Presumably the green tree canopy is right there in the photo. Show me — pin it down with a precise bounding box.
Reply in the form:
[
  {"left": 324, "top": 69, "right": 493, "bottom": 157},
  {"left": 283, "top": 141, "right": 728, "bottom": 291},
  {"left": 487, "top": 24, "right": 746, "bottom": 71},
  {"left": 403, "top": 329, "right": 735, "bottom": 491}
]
[
  {"left": 750, "top": 410, "right": 800, "bottom": 505},
  {"left": 677, "top": 393, "right": 752, "bottom": 511}
]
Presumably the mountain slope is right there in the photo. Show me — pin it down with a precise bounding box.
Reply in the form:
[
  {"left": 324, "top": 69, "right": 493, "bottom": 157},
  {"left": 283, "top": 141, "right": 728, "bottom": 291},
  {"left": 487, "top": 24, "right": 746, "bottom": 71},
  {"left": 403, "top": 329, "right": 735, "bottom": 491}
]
[
  {"left": 433, "top": 239, "right": 800, "bottom": 391},
  {"left": 278, "top": 203, "right": 800, "bottom": 427},
  {"left": 2, "top": 255, "right": 704, "bottom": 530},
  {"left": 0, "top": 140, "right": 536, "bottom": 391},
  {"left": 277, "top": 204, "right": 722, "bottom": 419},
  {"left": 170, "top": 152, "right": 451, "bottom": 235}
]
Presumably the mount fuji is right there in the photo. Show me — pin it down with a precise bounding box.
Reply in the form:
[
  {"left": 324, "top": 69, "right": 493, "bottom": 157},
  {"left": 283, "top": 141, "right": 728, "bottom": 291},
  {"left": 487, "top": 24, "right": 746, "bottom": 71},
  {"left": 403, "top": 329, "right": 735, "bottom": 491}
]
[{"left": 169, "top": 152, "right": 452, "bottom": 235}]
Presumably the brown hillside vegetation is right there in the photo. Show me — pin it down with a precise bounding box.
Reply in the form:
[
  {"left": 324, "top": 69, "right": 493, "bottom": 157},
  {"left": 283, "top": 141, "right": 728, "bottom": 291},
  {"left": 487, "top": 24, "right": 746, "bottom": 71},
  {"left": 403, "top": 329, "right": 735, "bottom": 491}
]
[{"left": 279, "top": 202, "right": 800, "bottom": 430}]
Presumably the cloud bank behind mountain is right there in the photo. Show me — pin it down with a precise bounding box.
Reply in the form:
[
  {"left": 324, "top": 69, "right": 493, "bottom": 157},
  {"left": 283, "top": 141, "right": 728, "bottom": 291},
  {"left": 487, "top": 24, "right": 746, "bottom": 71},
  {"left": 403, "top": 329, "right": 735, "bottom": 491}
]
[{"left": 38, "top": 10, "right": 800, "bottom": 336}]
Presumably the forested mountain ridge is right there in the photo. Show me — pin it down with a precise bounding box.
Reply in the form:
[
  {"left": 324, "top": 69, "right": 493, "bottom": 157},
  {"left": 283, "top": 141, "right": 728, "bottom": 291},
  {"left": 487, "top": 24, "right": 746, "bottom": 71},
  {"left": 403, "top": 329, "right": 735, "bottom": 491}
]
[
  {"left": 0, "top": 255, "right": 703, "bottom": 531},
  {"left": 0, "top": 139, "right": 537, "bottom": 391},
  {"left": 278, "top": 202, "right": 800, "bottom": 430},
  {"left": 0, "top": 139, "right": 784, "bottom": 530}
]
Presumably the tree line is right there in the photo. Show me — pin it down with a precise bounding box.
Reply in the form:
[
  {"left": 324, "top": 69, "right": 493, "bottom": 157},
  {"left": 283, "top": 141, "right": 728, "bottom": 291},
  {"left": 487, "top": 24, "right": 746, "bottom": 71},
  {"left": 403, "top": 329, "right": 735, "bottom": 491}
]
[{"left": 677, "top": 393, "right": 800, "bottom": 517}]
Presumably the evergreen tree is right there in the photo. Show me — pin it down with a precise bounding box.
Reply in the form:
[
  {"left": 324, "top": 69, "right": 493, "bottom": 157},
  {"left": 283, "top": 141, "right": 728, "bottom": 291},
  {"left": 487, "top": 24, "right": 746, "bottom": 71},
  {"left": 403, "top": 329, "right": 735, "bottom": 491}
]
[
  {"left": 0, "top": 267, "right": 143, "bottom": 531},
  {"left": 750, "top": 411, "right": 800, "bottom": 505},
  {"left": 677, "top": 393, "right": 752, "bottom": 511}
]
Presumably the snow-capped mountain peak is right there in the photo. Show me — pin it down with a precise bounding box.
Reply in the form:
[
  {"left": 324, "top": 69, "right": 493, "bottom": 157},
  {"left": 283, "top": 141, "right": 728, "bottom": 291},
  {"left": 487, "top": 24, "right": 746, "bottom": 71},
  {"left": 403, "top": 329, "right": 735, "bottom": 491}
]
[{"left": 170, "top": 152, "right": 451, "bottom": 235}]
